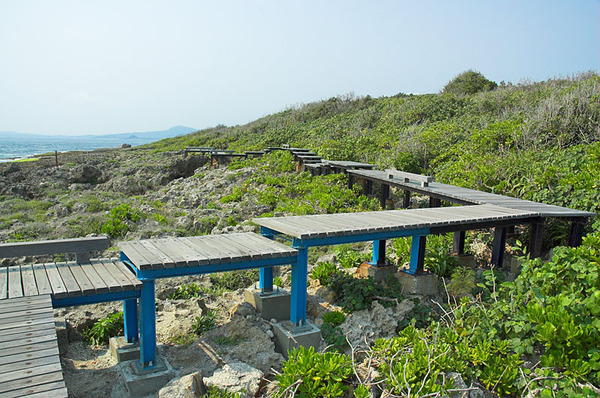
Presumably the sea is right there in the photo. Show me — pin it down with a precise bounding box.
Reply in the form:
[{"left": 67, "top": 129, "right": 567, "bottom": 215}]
[{"left": 0, "top": 135, "right": 153, "bottom": 162}]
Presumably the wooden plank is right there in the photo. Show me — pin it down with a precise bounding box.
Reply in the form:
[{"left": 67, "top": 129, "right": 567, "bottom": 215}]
[
  {"left": 67, "top": 262, "right": 95, "bottom": 295},
  {"left": 164, "top": 237, "right": 211, "bottom": 266},
  {"left": 0, "top": 343, "right": 58, "bottom": 360},
  {"left": 0, "top": 353, "right": 60, "bottom": 374},
  {"left": 0, "top": 323, "right": 55, "bottom": 340},
  {"left": 202, "top": 234, "right": 252, "bottom": 262},
  {"left": 20, "top": 264, "right": 39, "bottom": 297},
  {"left": 100, "top": 259, "right": 135, "bottom": 291},
  {"left": 0, "top": 369, "right": 63, "bottom": 394},
  {"left": 0, "top": 382, "right": 67, "bottom": 398},
  {"left": 137, "top": 240, "right": 177, "bottom": 268},
  {"left": 124, "top": 240, "right": 167, "bottom": 270},
  {"left": 32, "top": 264, "right": 53, "bottom": 295},
  {"left": 89, "top": 259, "right": 121, "bottom": 292},
  {"left": 43, "top": 263, "right": 67, "bottom": 299},
  {"left": 0, "top": 306, "right": 50, "bottom": 321},
  {"left": 0, "top": 362, "right": 62, "bottom": 384},
  {"left": 55, "top": 262, "right": 82, "bottom": 297},
  {"left": 119, "top": 241, "right": 157, "bottom": 270},
  {"left": 217, "top": 234, "right": 269, "bottom": 260},
  {"left": 78, "top": 261, "right": 110, "bottom": 294},
  {"left": 0, "top": 236, "right": 108, "bottom": 258},
  {"left": 7, "top": 267, "right": 23, "bottom": 299},
  {"left": 181, "top": 236, "right": 233, "bottom": 263},
  {"left": 0, "top": 327, "right": 56, "bottom": 344},
  {"left": 148, "top": 238, "right": 196, "bottom": 267},
  {"left": 0, "top": 313, "right": 55, "bottom": 333},
  {"left": 0, "top": 267, "right": 7, "bottom": 300},
  {"left": 105, "top": 259, "right": 142, "bottom": 290},
  {"left": 0, "top": 295, "right": 50, "bottom": 311}
]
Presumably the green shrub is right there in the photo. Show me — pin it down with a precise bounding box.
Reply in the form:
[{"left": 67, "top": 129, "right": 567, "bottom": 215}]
[
  {"left": 322, "top": 310, "right": 345, "bottom": 327},
  {"left": 82, "top": 312, "right": 124, "bottom": 345},
  {"left": 100, "top": 203, "right": 144, "bottom": 238},
  {"left": 443, "top": 70, "right": 498, "bottom": 96},
  {"left": 310, "top": 261, "right": 340, "bottom": 286},
  {"left": 209, "top": 269, "right": 258, "bottom": 291},
  {"left": 335, "top": 246, "right": 370, "bottom": 269},
  {"left": 276, "top": 347, "right": 352, "bottom": 397},
  {"left": 192, "top": 310, "right": 216, "bottom": 335}
]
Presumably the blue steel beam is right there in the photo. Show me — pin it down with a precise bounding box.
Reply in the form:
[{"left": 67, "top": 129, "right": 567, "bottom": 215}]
[
  {"left": 123, "top": 298, "right": 139, "bottom": 343},
  {"left": 290, "top": 243, "right": 308, "bottom": 327},
  {"left": 296, "top": 228, "right": 430, "bottom": 248},
  {"left": 259, "top": 229, "right": 275, "bottom": 293},
  {"left": 408, "top": 235, "right": 427, "bottom": 274},
  {"left": 139, "top": 279, "right": 157, "bottom": 369},
  {"left": 370, "top": 240, "right": 386, "bottom": 266},
  {"left": 52, "top": 289, "right": 141, "bottom": 308}
]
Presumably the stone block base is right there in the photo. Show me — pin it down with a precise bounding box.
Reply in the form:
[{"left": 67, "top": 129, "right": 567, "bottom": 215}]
[
  {"left": 244, "top": 287, "right": 291, "bottom": 321},
  {"left": 273, "top": 321, "right": 321, "bottom": 358},
  {"left": 55, "top": 318, "right": 68, "bottom": 355},
  {"left": 110, "top": 336, "right": 140, "bottom": 362},
  {"left": 397, "top": 271, "right": 438, "bottom": 296},
  {"left": 452, "top": 254, "right": 477, "bottom": 268},
  {"left": 357, "top": 262, "right": 398, "bottom": 283},
  {"left": 510, "top": 256, "right": 522, "bottom": 275},
  {"left": 121, "top": 357, "right": 175, "bottom": 398}
]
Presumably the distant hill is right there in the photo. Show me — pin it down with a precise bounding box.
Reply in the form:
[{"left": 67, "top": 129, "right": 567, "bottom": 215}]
[{"left": 0, "top": 125, "right": 197, "bottom": 141}]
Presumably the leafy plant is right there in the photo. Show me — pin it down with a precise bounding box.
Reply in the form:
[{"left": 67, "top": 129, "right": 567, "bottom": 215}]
[
  {"left": 82, "top": 312, "right": 124, "bottom": 345},
  {"left": 192, "top": 310, "right": 216, "bottom": 335},
  {"left": 447, "top": 266, "right": 476, "bottom": 299},
  {"left": 276, "top": 346, "right": 352, "bottom": 397},
  {"left": 209, "top": 269, "right": 258, "bottom": 291},
  {"left": 310, "top": 261, "right": 340, "bottom": 286}
]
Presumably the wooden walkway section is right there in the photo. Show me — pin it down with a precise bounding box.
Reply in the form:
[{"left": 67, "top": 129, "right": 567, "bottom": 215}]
[
  {"left": 348, "top": 169, "right": 595, "bottom": 218},
  {"left": 254, "top": 204, "right": 538, "bottom": 241},
  {"left": 120, "top": 232, "right": 298, "bottom": 272},
  {"left": 0, "top": 258, "right": 142, "bottom": 301},
  {"left": 0, "top": 295, "right": 67, "bottom": 398}
]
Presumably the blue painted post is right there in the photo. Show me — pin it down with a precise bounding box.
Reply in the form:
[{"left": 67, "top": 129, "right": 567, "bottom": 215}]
[
  {"left": 290, "top": 244, "right": 308, "bottom": 328},
  {"left": 408, "top": 235, "right": 427, "bottom": 274},
  {"left": 259, "top": 228, "right": 274, "bottom": 293},
  {"left": 123, "top": 298, "right": 138, "bottom": 343},
  {"left": 371, "top": 240, "right": 386, "bottom": 266},
  {"left": 138, "top": 279, "right": 157, "bottom": 369}
]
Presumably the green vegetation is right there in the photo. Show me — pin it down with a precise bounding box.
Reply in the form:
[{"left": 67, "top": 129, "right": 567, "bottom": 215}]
[
  {"left": 82, "top": 312, "right": 124, "bottom": 345},
  {"left": 209, "top": 269, "right": 259, "bottom": 291},
  {"left": 192, "top": 310, "right": 217, "bottom": 335},
  {"left": 100, "top": 203, "right": 144, "bottom": 238}
]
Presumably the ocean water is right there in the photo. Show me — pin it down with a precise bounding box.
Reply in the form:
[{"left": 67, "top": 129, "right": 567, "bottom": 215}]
[{"left": 0, "top": 136, "right": 152, "bottom": 162}]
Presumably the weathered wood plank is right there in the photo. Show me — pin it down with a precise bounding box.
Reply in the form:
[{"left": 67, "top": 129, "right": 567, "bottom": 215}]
[
  {"left": 147, "top": 238, "right": 195, "bottom": 267},
  {"left": 0, "top": 306, "right": 50, "bottom": 321},
  {"left": 119, "top": 241, "right": 157, "bottom": 270},
  {"left": 0, "top": 369, "right": 63, "bottom": 394},
  {"left": 137, "top": 240, "right": 177, "bottom": 268},
  {"left": 0, "top": 313, "right": 55, "bottom": 333},
  {"left": 78, "top": 261, "right": 110, "bottom": 294},
  {"left": 0, "top": 322, "right": 55, "bottom": 340},
  {"left": 0, "top": 327, "right": 56, "bottom": 344},
  {"left": 203, "top": 234, "right": 251, "bottom": 262},
  {"left": 100, "top": 259, "right": 136, "bottom": 291},
  {"left": 0, "top": 236, "right": 109, "bottom": 258},
  {"left": 106, "top": 259, "right": 142, "bottom": 290},
  {"left": 67, "top": 262, "right": 95, "bottom": 295},
  {"left": 55, "top": 262, "right": 82, "bottom": 297},
  {"left": 0, "top": 342, "right": 58, "bottom": 360},
  {"left": 43, "top": 263, "right": 67, "bottom": 299},
  {"left": 7, "top": 267, "right": 22, "bottom": 298},
  {"left": 164, "top": 237, "right": 210, "bottom": 266},
  {"left": 181, "top": 236, "right": 233, "bottom": 264},
  {"left": 90, "top": 259, "right": 122, "bottom": 292},
  {"left": 0, "top": 353, "right": 60, "bottom": 375},
  {"left": 20, "top": 264, "right": 39, "bottom": 297},
  {"left": 0, "top": 381, "right": 67, "bottom": 398},
  {"left": 32, "top": 264, "right": 53, "bottom": 295},
  {"left": 0, "top": 294, "right": 50, "bottom": 310}
]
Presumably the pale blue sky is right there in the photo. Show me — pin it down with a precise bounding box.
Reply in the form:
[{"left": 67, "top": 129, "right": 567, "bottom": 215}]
[{"left": 1, "top": 0, "right": 598, "bottom": 135}]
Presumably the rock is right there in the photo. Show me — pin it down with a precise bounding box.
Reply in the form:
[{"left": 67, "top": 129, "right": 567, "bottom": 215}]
[
  {"left": 121, "top": 143, "right": 132, "bottom": 149},
  {"left": 232, "top": 302, "right": 257, "bottom": 317},
  {"left": 447, "top": 372, "right": 468, "bottom": 398},
  {"left": 340, "top": 300, "right": 414, "bottom": 349},
  {"left": 70, "top": 165, "right": 102, "bottom": 184},
  {"left": 203, "top": 362, "right": 263, "bottom": 398},
  {"left": 158, "top": 371, "right": 205, "bottom": 398}
]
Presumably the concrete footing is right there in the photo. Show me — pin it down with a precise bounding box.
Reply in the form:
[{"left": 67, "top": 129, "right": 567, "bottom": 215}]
[
  {"left": 121, "top": 357, "right": 175, "bottom": 398},
  {"left": 272, "top": 321, "right": 321, "bottom": 358},
  {"left": 452, "top": 254, "right": 477, "bottom": 268},
  {"left": 397, "top": 271, "right": 438, "bottom": 296},
  {"left": 110, "top": 336, "right": 140, "bottom": 362},
  {"left": 357, "top": 262, "right": 397, "bottom": 282},
  {"left": 244, "top": 287, "right": 291, "bottom": 321}
]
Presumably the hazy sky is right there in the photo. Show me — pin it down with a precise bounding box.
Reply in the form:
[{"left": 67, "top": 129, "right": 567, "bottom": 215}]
[{"left": 1, "top": 1, "right": 598, "bottom": 136}]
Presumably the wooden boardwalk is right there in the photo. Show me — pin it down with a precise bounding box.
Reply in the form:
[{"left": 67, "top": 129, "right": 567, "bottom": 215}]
[
  {"left": 0, "top": 258, "right": 142, "bottom": 301},
  {"left": 0, "top": 295, "right": 67, "bottom": 398},
  {"left": 348, "top": 169, "right": 595, "bottom": 218},
  {"left": 120, "top": 232, "right": 298, "bottom": 272},
  {"left": 254, "top": 204, "right": 538, "bottom": 241}
]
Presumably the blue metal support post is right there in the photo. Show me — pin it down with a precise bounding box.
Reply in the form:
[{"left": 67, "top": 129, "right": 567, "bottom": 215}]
[
  {"left": 371, "top": 240, "right": 387, "bottom": 266},
  {"left": 138, "top": 279, "right": 157, "bottom": 369},
  {"left": 408, "top": 235, "right": 427, "bottom": 274},
  {"left": 259, "top": 229, "right": 274, "bottom": 293},
  {"left": 290, "top": 242, "right": 308, "bottom": 327},
  {"left": 123, "top": 298, "right": 138, "bottom": 343}
]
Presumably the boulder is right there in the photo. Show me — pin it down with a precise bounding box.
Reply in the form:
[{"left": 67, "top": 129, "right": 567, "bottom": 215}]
[
  {"left": 158, "top": 371, "right": 205, "bottom": 398},
  {"left": 70, "top": 164, "right": 102, "bottom": 184},
  {"left": 203, "top": 362, "right": 263, "bottom": 398}
]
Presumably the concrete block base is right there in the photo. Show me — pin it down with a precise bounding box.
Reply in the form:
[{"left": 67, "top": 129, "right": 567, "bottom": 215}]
[
  {"left": 452, "top": 254, "right": 477, "bottom": 268},
  {"left": 357, "top": 262, "right": 398, "bottom": 283},
  {"left": 397, "top": 271, "right": 438, "bottom": 296},
  {"left": 121, "top": 357, "right": 175, "bottom": 398},
  {"left": 54, "top": 318, "right": 68, "bottom": 355},
  {"left": 110, "top": 336, "right": 140, "bottom": 362},
  {"left": 510, "top": 256, "right": 522, "bottom": 275},
  {"left": 273, "top": 321, "right": 321, "bottom": 358},
  {"left": 244, "top": 287, "right": 291, "bottom": 321}
]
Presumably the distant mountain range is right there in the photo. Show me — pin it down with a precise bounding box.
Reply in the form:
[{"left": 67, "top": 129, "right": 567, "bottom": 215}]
[{"left": 0, "top": 125, "right": 197, "bottom": 141}]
